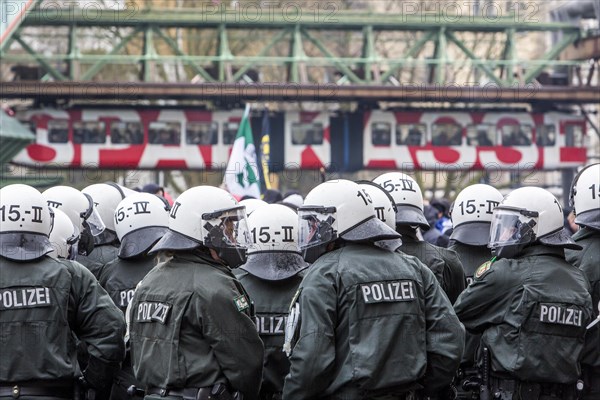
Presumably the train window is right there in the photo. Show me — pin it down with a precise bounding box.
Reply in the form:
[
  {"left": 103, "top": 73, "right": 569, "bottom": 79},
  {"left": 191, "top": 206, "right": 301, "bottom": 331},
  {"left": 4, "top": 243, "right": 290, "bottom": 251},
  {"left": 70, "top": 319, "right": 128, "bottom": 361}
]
[
  {"left": 466, "top": 124, "right": 495, "bottom": 146},
  {"left": 149, "top": 122, "right": 181, "bottom": 145},
  {"left": 291, "top": 122, "right": 324, "bottom": 145},
  {"left": 565, "top": 124, "right": 583, "bottom": 147},
  {"left": 223, "top": 122, "right": 239, "bottom": 145},
  {"left": 48, "top": 120, "right": 69, "bottom": 143},
  {"left": 501, "top": 125, "right": 532, "bottom": 146},
  {"left": 396, "top": 124, "right": 426, "bottom": 145},
  {"left": 73, "top": 121, "right": 106, "bottom": 144},
  {"left": 110, "top": 122, "right": 143, "bottom": 144},
  {"left": 432, "top": 123, "right": 462, "bottom": 146},
  {"left": 186, "top": 122, "right": 218, "bottom": 145},
  {"left": 535, "top": 125, "right": 556, "bottom": 147},
  {"left": 371, "top": 122, "right": 391, "bottom": 146}
]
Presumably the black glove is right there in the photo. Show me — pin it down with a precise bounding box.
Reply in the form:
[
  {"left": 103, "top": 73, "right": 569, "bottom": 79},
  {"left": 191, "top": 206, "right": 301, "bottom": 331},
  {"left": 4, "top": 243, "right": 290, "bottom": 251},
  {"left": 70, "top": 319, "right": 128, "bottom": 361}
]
[{"left": 83, "top": 355, "right": 119, "bottom": 394}]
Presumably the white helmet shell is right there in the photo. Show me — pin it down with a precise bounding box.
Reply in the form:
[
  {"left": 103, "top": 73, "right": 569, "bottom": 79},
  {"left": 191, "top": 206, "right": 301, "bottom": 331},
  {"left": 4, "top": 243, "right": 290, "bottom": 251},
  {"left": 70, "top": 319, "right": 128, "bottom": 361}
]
[
  {"left": 82, "top": 182, "right": 137, "bottom": 232},
  {"left": 299, "top": 179, "right": 400, "bottom": 262},
  {"left": 571, "top": 163, "right": 600, "bottom": 230},
  {"left": 490, "top": 187, "right": 579, "bottom": 258},
  {"left": 357, "top": 181, "right": 397, "bottom": 230},
  {"left": 242, "top": 204, "right": 308, "bottom": 280},
  {"left": 247, "top": 204, "right": 300, "bottom": 254},
  {"left": 43, "top": 186, "right": 105, "bottom": 235},
  {"left": 150, "top": 186, "right": 251, "bottom": 267},
  {"left": 450, "top": 184, "right": 503, "bottom": 246},
  {"left": 115, "top": 193, "right": 170, "bottom": 258},
  {"left": 0, "top": 184, "right": 53, "bottom": 261},
  {"left": 373, "top": 172, "right": 429, "bottom": 229},
  {"left": 49, "top": 208, "right": 78, "bottom": 259},
  {"left": 239, "top": 198, "right": 268, "bottom": 216}
]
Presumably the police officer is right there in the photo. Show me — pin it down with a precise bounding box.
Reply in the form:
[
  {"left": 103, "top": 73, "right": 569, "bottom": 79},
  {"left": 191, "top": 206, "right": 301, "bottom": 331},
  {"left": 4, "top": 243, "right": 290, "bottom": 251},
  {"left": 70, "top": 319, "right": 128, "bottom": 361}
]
[
  {"left": 43, "top": 185, "right": 107, "bottom": 277},
  {"left": 449, "top": 184, "right": 503, "bottom": 286},
  {"left": 128, "top": 186, "right": 264, "bottom": 400},
  {"left": 565, "top": 163, "right": 600, "bottom": 400},
  {"left": 98, "top": 193, "right": 170, "bottom": 400},
  {"left": 283, "top": 179, "right": 464, "bottom": 399},
  {"left": 373, "top": 172, "right": 466, "bottom": 303},
  {"left": 454, "top": 187, "right": 593, "bottom": 400},
  {"left": 447, "top": 184, "right": 503, "bottom": 398},
  {"left": 0, "top": 184, "right": 125, "bottom": 399},
  {"left": 356, "top": 180, "right": 402, "bottom": 252},
  {"left": 235, "top": 204, "right": 308, "bottom": 400},
  {"left": 80, "top": 183, "right": 136, "bottom": 279}
]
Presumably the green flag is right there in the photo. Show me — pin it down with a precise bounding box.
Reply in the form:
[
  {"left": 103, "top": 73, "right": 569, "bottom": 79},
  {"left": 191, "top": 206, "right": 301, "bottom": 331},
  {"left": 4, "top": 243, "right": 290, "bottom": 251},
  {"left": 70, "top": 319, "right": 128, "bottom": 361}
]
[{"left": 224, "top": 104, "right": 261, "bottom": 199}]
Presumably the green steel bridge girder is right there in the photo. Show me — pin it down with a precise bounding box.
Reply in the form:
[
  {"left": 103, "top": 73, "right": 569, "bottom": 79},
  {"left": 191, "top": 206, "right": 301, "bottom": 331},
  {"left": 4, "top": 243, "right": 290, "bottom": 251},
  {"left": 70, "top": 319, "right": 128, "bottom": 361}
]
[{"left": 1, "top": 8, "right": 592, "bottom": 87}]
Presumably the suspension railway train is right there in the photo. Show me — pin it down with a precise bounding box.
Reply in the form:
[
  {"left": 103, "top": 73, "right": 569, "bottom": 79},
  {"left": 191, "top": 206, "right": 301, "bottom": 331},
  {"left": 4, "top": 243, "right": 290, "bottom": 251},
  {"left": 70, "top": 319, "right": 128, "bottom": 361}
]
[{"left": 11, "top": 107, "right": 588, "bottom": 171}]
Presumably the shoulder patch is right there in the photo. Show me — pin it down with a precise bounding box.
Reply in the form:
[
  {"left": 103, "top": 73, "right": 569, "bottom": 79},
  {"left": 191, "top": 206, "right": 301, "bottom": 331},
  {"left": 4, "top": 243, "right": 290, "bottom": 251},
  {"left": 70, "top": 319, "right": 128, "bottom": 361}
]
[
  {"left": 234, "top": 295, "right": 249, "bottom": 312},
  {"left": 474, "top": 260, "right": 493, "bottom": 280}
]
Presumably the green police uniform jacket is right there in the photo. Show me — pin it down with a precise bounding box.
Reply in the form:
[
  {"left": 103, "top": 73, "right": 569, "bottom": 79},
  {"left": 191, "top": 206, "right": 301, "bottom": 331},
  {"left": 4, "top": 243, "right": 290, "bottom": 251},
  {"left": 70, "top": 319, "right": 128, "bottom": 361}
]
[
  {"left": 399, "top": 230, "right": 466, "bottom": 303},
  {"left": 129, "top": 251, "right": 264, "bottom": 400},
  {"left": 454, "top": 245, "right": 593, "bottom": 383},
  {"left": 566, "top": 227, "right": 600, "bottom": 370},
  {"left": 99, "top": 255, "right": 157, "bottom": 400},
  {"left": 77, "top": 244, "right": 119, "bottom": 280},
  {"left": 283, "top": 244, "right": 464, "bottom": 399},
  {"left": 0, "top": 256, "right": 125, "bottom": 383},
  {"left": 448, "top": 242, "right": 492, "bottom": 287},
  {"left": 234, "top": 269, "right": 304, "bottom": 395},
  {"left": 448, "top": 241, "right": 493, "bottom": 366},
  {"left": 99, "top": 255, "right": 157, "bottom": 314}
]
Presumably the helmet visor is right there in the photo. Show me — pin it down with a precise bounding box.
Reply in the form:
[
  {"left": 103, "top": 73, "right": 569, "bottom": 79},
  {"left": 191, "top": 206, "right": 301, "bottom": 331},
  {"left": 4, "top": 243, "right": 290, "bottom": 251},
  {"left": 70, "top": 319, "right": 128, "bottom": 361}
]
[
  {"left": 298, "top": 206, "right": 338, "bottom": 251},
  {"left": 202, "top": 206, "right": 251, "bottom": 249},
  {"left": 85, "top": 205, "right": 106, "bottom": 236},
  {"left": 489, "top": 207, "right": 539, "bottom": 249},
  {"left": 80, "top": 193, "right": 105, "bottom": 236}
]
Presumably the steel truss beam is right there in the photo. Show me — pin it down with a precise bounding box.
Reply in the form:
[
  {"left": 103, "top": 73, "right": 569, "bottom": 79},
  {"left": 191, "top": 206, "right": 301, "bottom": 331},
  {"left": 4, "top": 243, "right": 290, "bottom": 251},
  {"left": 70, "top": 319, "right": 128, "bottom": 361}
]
[{"left": 0, "top": 7, "right": 594, "bottom": 89}]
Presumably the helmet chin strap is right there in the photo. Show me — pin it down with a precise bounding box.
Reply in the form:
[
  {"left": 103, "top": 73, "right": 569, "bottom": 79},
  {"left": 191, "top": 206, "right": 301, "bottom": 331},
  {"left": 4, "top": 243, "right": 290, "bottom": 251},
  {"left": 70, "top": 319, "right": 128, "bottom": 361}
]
[{"left": 209, "top": 247, "right": 247, "bottom": 268}]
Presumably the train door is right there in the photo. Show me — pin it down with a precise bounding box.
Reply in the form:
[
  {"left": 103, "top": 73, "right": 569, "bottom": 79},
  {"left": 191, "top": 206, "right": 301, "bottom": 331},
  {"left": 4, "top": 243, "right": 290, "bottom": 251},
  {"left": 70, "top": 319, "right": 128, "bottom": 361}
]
[
  {"left": 284, "top": 111, "right": 331, "bottom": 169},
  {"left": 362, "top": 110, "right": 402, "bottom": 169},
  {"left": 211, "top": 110, "right": 243, "bottom": 170},
  {"left": 557, "top": 113, "right": 587, "bottom": 168},
  {"left": 329, "top": 112, "right": 363, "bottom": 172}
]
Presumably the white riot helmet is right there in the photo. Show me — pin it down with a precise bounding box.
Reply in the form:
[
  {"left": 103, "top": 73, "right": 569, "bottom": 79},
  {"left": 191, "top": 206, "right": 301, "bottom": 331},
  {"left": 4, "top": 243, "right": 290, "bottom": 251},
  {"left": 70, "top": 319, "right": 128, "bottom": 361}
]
[
  {"left": 242, "top": 204, "right": 308, "bottom": 280},
  {"left": 43, "top": 186, "right": 105, "bottom": 234},
  {"left": 450, "top": 184, "right": 503, "bottom": 246},
  {"left": 489, "top": 187, "right": 581, "bottom": 259},
  {"left": 239, "top": 198, "right": 268, "bottom": 216},
  {"left": 0, "top": 184, "right": 54, "bottom": 261},
  {"left": 357, "top": 181, "right": 397, "bottom": 230},
  {"left": 43, "top": 186, "right": 105, "bottom": 256},
  {"left": 298, "top": 179, "right": 400, "bottom": 263},
  {"left": 115, "top": 193, "right": 170, "bottom": 259},
  {"left": 82, "top": 182, "right": 137, "bottom": 233},
  {"left": 149, "top": 186, "right": 251, "bottom": 267},
  {"left": 570, "top": 163, "right": 600, "bottom": 230},
  {"left": 48, "top": 208, "right": 79, "bottom": 260},
  {"left": 373, "top": 172, "right": 429, "bottom": 230}
]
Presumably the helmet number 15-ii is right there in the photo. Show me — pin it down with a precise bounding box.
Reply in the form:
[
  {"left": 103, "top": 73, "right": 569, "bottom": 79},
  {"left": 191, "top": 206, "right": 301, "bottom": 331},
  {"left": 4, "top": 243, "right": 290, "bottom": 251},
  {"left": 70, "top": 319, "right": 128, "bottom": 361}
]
[{"left": 0, "top": 204, "right": 44, "bottom": 224}]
